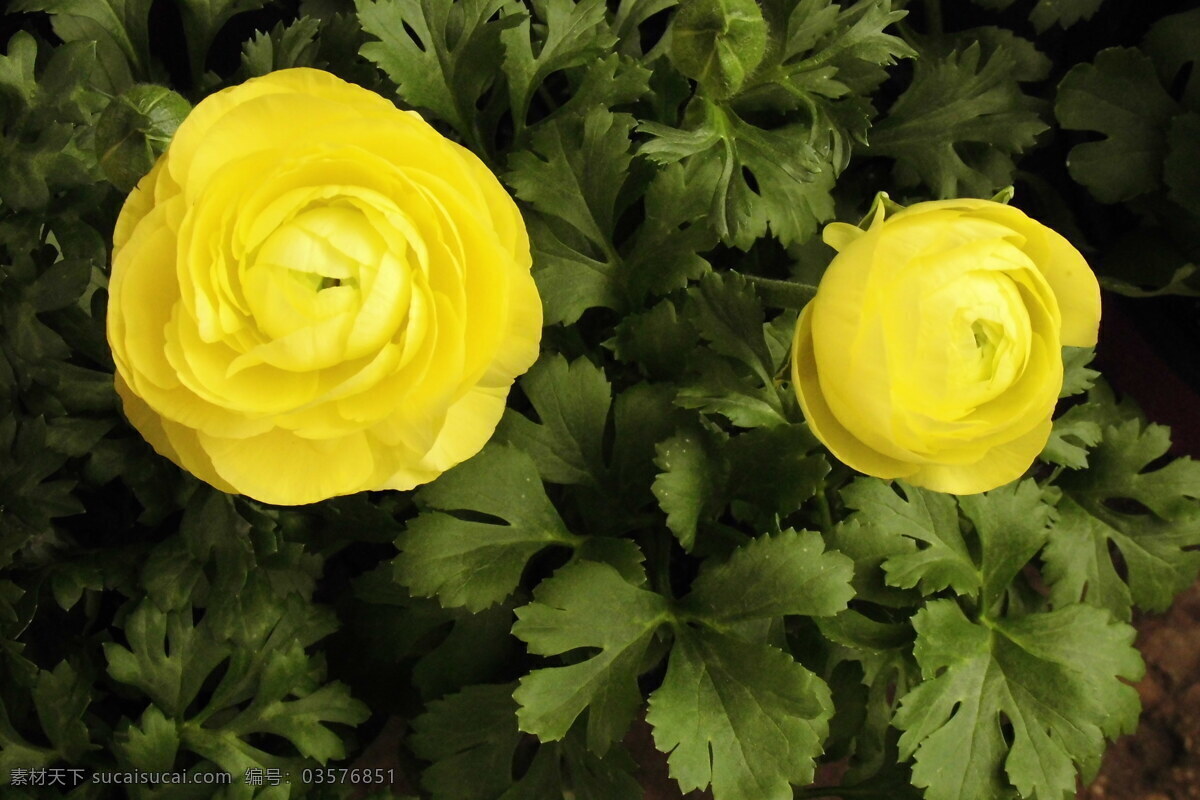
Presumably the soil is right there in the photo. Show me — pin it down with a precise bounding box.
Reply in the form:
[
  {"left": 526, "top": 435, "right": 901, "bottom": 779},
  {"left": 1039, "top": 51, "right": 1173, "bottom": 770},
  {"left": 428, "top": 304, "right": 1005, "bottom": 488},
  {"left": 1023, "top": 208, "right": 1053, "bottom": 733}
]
[
  {"left": 1078, "top": 580, "right": 1200, "bottom": 800},
  {"left": 1080, "top": 296, "right": 1200, "bottom": 800}
]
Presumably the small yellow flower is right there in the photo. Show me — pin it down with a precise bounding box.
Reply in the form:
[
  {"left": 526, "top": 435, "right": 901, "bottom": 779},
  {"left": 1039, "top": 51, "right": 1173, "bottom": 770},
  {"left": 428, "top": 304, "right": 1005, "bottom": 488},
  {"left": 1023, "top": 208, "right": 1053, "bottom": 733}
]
[
  {"left": 107, "top": 69, "right": 542, "bottom": 505},
  {"left": 791, "top": 198, "right": 1100, "bottom": 494}
]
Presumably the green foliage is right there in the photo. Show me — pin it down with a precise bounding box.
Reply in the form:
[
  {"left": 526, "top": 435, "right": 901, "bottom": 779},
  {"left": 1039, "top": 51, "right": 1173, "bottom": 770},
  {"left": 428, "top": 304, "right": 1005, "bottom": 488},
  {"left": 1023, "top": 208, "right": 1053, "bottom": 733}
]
[
  {"left": 868, "top": 34, "right": 1049, "bottom": 198},
  {"left": 410, "top": 683, "right": 641, "bottom": 800},
  {"left": 1052, "top": 414, "right": 1200, "bottom": 618},
  {"left": 895, "top": 600, "right": 1142, "bottom": 800},
  {"left": 513, "top": 561, "right": 668, "bottom": 751},
  {"left": 1056, "top": 47, "right": 1179, "bottom": 204},
  {"left": 5, "top": 2, "right": 1200, "bottom": 800}
]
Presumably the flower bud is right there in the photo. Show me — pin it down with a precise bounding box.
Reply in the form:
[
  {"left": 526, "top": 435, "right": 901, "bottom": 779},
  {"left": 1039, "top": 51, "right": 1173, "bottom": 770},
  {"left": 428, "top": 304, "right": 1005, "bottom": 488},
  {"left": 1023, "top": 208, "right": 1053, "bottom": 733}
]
[
  {"left": 95, "top": 84, "right": 191, "bottom": 191},
  {"left": 668, "top": 0, "right": 768, "bottom": 98}
]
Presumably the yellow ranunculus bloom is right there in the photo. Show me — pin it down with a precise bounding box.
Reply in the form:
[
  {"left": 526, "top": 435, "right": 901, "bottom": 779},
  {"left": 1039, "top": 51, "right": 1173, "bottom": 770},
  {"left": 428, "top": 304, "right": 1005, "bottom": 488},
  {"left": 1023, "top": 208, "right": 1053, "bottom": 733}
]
[
  {"left": 791, "top": 198, "right": 1100, "bottom": 495},
  {"left": 107, "top": 69, "right": 542, "bottom": 505}
]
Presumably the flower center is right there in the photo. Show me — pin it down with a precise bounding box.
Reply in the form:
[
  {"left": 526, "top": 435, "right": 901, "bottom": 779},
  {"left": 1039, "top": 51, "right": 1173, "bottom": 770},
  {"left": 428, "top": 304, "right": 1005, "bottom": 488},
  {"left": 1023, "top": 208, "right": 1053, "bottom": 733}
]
[{"left": 243, "top": 203, "right": 380, "bottom": 340}]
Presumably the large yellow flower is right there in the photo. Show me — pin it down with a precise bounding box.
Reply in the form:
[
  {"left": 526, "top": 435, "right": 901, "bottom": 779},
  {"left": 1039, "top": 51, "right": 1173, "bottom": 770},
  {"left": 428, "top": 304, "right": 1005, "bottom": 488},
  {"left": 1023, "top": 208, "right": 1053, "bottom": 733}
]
[
  {"left": 791, "top": 198, "right": 1100, "bottom": 494},
  {"left": 107, "top": 69, "right": 541, "bottom": 505}
]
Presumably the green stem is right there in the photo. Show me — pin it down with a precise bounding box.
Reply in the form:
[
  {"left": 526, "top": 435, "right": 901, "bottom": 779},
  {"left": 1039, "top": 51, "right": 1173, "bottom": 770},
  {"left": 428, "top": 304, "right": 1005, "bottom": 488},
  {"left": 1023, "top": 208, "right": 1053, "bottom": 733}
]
[
  {"left": 743, "top": 274, "right": 819, "bottom": 311},
  {"left": 815, "top": 488, "right": 834, "bottom": 535}
]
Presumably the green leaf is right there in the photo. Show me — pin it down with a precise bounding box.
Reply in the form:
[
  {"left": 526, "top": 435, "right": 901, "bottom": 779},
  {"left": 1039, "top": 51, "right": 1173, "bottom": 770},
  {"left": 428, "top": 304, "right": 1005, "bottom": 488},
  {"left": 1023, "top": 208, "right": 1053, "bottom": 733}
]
[
  {"left": 1060, "top": 346, "right": 1099, "bottom": 398},
  {"left": 652, "top": 425, "right": 729, "bottom": 551},
  {"left": 1042, "top": 402, "right": 1105, "bottom": 470},
  {"left": 1165, "top": 112, "right": 1200, "bottom": 216},
  {"left": 177, "top": 0, "right": 271, "bottom": 79},
  {"left": 621, "top": 162, "right": 717, "bottom": 301},
  {"left": 957, "top": 480, "right": 1053, "bottom": 613},
  {"left": 512, "top": 561, "right": 668, "bottom": 753},
  {"left": 411, "top": 684, "right": 641, "bottom": 800},
  {"left": 685, "top": 271, "right": 776, "bottom": 388},
  {"left": 1143, "top": 7, "right": 1200, "bottom": 112},
  {"left": 647, "top": 626, "right": 833, "bottom": 799},
  {"left": 895, "top": 599, "right": 1143, "bottom": 800},
  {"left": 674, "top": 271, "right": 791, "bottom": 428},
  {"left": 239, "top": 16, "right": 322, "bottom": 77},
  {"left": 410, "top": 684, "right": 526, "bottom": 800},
  {"left": 682, "top": 529, "right": 854, "bottom": 623},
  {"left": 1042, "top": 496, "right": 1133, "bottom": 622},
  {"left": 1052, "top": 419, "right": 1200, "bottom": 615},
  {"left": 0, "top": 35, "right": 104, "bottom": 211},
  {"left": 1056, "top": 47, "right": 1179, "bottom": 204},
  {"left": 114, "top": 704, "right": 179, "bottom": 772},
  {"left": 505, "top": 106, "right": 633, "bottom": 324},
  {"left": 497, "top": 354, "right": 612, "bottom": 487},
  {"left": 32, "top": 661, "right": 92, "bottom": 761},
  {"left": 12, "top": 0, "right": 150, "bottom": 77},
  {"left": 726, "top": 423, "right": 829, "bottom": 514},
  {"left": 0, "top": 31, "right": 38, "bottom": 114},
  {"left": 739, "top": 0, "right": 914, "bottom": 168},
  {"left": 500, "top": 0, "right": 616, "bottom": 132},
  {"left": 639, "top": 100, "right": 836, "bottom": 248},
  {"left": 397, "top": 444, "right": 578, "bottom": 611},
  {"left": 869, "top": 39, "right": 1049, "bottom": 198},
  {"left": 841, "top": 479, "right": 980, "bottom": 597},
  {"left": 1029, "top": 0, "right": 1104, "bottom": 32},
  {"left": 609, "top": 299, "right": 698, "bottom": 381},
  {"left": 357, "top": 0, "right": 519, "bottom": 149}
]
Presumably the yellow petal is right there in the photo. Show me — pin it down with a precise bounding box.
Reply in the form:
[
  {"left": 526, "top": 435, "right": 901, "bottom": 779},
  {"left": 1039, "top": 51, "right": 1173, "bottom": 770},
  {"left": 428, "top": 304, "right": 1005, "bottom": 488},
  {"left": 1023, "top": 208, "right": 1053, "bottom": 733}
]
[
  {"left": 202, "top": 426, "right": 375, "bottom": 505},
  {"left": 792, "top": 305, "right": 917, "bottom": 480},
  {"left": 905, "top": 419, "right": 1053, "bottom": 495}
]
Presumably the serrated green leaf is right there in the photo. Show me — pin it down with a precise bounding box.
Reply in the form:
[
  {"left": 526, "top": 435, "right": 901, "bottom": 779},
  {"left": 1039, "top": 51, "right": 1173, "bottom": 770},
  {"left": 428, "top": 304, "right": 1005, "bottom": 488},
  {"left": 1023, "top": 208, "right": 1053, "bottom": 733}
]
[
  {"left": 652, "top": 425, "right": 729, "bottom": 551},
  {"left": 1029, "top": 0, "right": 1104, "bottom": 32},
  {"left": 686, "top": 271, "right": 776, "bottom": 388},
  {"left": 505, "top": 107, "right": 633, "bottom": 324},
  {"left": 1060, "top": 346, "right": 1099, "bottom": 398},
  {"left": 398, "top": 444, "right": 578, "bottom": 611},
  {"left": 1056, "top": 47, "right": 1179, "bottom": 204},
  {"left": 647, "top": 626, "right": 833, "bottom": 799},
  {"left": 177, "top": 0, "right": 271, "bottom": 79},
  {"left": 239, "top": 17, "right": 322, "bottom": 77},
  {"left": 12, "top": 0, "right": 150, "bottom": 77},
  {"left": 639, "top": 100, "right": 835, "bottom": 248},
  {"left": 411, "top": 683, "right": 640, "bottom": 800},
  {"left": 958, "top": 480, "right": 1053, "bottom": 613},
  {"left": 500, "top": 0, "right": 616, "bottom": 133},
  {"left": 740, "top": 0, "right": 914, "bottom": 168},
  {"left": 512, "top": 561, "right": 667, "bottom": 753},
  {"left": 114, "top": 704, "right": 179, "bottom": 772},
  {"left": 870, "top": 39, "right": 1048, "bottom": 198},
  {"left": 1052, "top": 419, "right": 1200, "bottom": 614},
  {"left": 413, "top": 603, "right": 521, "bottom": 701},
  {"left": 895, "top": 600, "right": 1143, "bottom": 800},
  {"left": 357, "top": 0, "right": 519, "bottom": 148},
  {"left": 410, "top": 684, "right": 526, "bottom": 800},
  {"left": 621, "top": 162, "right": 716, "bottom": 302},
  {"left": 1042, "top": 496, "right": 1133, "bottom": 622},
  {"left": 1042, "top": 402, "right": 1104, "bottom": 469},
  {"left": 609, "top": 299, "right": 697, "bottom": 381},
  {"left": 32, "top": 661, "right": 92, "bottom": 761},
  {"left": 683, "top": 529, "right": 853, "bottom": 623},
  {"left": 497, "top": 354, "right": 612, "bottom": 487},
  {"left": 841, "top": 479, "right": 980, "bottom": 597},
  {"left": 726, "top": 423, "right": 829, "bottom": 513}
]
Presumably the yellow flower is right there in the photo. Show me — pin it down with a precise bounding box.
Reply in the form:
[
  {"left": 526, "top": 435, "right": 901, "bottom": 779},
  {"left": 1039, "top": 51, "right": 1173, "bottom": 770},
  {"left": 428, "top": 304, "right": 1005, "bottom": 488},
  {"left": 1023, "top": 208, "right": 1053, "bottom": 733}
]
[
  {"left": 791, "top": 198, "right": 1100, "bottom": 494},
  {"left": 107, "top": 69, "right": 541, "bottom": 505}
]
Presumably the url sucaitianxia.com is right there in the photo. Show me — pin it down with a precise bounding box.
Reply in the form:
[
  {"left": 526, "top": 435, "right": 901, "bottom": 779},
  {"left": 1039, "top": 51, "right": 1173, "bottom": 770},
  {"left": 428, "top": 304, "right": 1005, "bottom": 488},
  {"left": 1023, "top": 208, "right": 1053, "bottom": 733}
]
[{"left": 8, "top": 768, "right": 233, "bottom": 787}]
